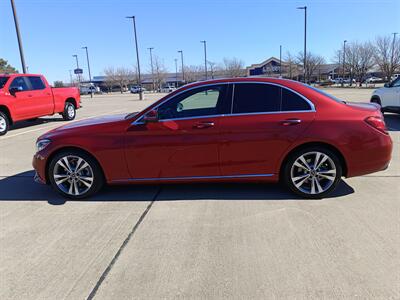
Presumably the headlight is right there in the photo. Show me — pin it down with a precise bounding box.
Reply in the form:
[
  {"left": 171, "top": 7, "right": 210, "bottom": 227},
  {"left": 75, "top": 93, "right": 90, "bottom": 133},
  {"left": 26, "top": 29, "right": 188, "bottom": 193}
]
[{"left": 36, "top": 139, "right": 51, "bottom": 152}]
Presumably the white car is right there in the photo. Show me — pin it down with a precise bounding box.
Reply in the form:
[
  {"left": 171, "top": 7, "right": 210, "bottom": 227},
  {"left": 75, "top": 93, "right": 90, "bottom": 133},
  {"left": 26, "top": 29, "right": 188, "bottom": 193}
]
[
  {"left": 371, "top": 77, "right": 400, "bottom": 113},
  {"left": 365, "top": 77, "right": 383, "bottom": 83}
]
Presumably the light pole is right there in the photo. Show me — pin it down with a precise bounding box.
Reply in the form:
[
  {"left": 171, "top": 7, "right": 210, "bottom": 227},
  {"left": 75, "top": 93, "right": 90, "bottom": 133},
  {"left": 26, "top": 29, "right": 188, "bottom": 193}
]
[
  {"left": 200, "top": 41, "right": 207, "bottom": 80},
  {"left": 279, "top": 45, "right": 282, "bottom": 78},
  {"left": 126, "top": 16, "right": 143, "bottom": 100},
  {"left": 342, "top": 40, "right": 347, "bottom": 87},
  {"left": 69, "top": 70, "right": 73, "bottom": 86},
  {"left": 391, "top": 32, "right": 398, "bottom": 81},
  {"left": 178, "top": 50, "right": 185, "bottom": 83},
  {"left": 174, "top": 58, "right": 178, "bottom": 88},
  {"left": 10, "top": 0, "right": 26, "bottom": 73},
  {"left": 297, "top": 6, "right": 307, "bottom": 83},
  {"left": 72, "top": 54, "right": 80, "bottom": 86},
  {"left": 82, "top": 46, "right": 93, "bottom": 98},
  {"left": 148, "top": 47, "right": 155, "bottom": 92}
]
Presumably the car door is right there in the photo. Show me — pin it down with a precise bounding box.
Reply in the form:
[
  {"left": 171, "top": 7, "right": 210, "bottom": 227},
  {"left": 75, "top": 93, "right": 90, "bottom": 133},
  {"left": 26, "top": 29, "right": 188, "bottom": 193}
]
[
  {"left": 9, "top": 76, "right": 34, "bottom": 120},
  {"left": 124, "top": 84, "right": 230, "bottom": 180},
  {"left": 219, "top": 83, "right": 316, "bottom": 176},
  {"left": 26, "top": 76, "right": 54, "bottom": 116},
  {"left": 390, "top": 77, "right": 400, "bottom": 107}
]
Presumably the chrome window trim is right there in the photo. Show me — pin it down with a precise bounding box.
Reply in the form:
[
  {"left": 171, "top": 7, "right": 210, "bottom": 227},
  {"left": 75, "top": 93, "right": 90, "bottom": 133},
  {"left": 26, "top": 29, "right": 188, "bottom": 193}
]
[
  {"left": 132, "top": 81, "right": 316, "bottom": 125},
  {"left": 111, "top": 173, "right": 274, "bottom": 183}
]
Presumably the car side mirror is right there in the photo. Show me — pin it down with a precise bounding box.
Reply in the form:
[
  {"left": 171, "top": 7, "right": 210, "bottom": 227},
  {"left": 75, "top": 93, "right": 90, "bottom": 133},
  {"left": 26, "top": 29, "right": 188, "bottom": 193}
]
[
  {"left": 9, "top": 87, "right": 22, "bottom": 96},
  {"left": 384, "top": 83, "right": 390, "bottom": 88},
  {"left": 143, "top": 109, "right": 159, "bottom": 123}
]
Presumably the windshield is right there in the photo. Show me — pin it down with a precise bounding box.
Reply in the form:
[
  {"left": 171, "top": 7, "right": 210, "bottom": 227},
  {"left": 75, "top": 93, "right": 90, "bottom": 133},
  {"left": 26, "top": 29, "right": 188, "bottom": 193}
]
[
  {"left": 304, "top": 84, "right": 346, "bottom": 104},
  {"left": 0, "top": 76, "right": 10, "bottom": 89}
]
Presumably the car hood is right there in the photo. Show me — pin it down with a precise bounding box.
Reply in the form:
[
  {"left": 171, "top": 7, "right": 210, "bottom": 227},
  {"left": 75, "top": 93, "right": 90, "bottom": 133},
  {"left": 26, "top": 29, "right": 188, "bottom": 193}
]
[{"left": 55, "top": 113, "right": 130, "bottom": 131}]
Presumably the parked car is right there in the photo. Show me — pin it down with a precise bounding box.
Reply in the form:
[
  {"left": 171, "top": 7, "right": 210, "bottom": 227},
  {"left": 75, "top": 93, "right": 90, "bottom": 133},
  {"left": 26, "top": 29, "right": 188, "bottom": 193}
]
[
  {"left": 0, "top": 74, "right": 80, "bottom": 136},
  {"left": 371, "top": 76, "right": 400, "bottom": 113},
  {"left": 391, "top": 74, "right": 399, "bottom": 81},
  {"left": 33, "top": 78, "right": 392, "bottom": 200},
  {"left": 365, "top": 77, "right": 383, "bottom": 84},
  {"left": 130, "top": 86, "right": 146, "bottom": 93},
  {"left": 80, "top": 85, "right": 101, "bottom": 95},
  {"left": 160, "top": 85, "right": 177, "bottom": 93}
]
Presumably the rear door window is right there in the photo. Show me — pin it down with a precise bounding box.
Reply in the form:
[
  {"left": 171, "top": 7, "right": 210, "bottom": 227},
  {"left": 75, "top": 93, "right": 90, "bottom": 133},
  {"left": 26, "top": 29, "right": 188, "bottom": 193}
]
[
  {"left": 232, "top": 83, "right": 281, "bottom": 114},
  {"left": 28, "top": 76, "right": 46, "bottom": 90}
]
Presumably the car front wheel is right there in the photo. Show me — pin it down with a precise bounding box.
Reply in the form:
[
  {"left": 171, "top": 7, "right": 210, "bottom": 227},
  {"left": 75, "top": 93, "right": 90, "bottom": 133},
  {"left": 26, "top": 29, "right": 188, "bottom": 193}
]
[
  {"left": 283, "top": 147, "right": 342, "bottom": 199},
  {"left": 48, "top": 150, "right": 104, "bottom": 199}
]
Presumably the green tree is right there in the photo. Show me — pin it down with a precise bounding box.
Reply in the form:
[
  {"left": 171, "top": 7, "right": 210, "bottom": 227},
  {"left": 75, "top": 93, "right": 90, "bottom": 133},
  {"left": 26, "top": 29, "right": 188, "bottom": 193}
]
[{"left": 0, "top": 59, "right": 18, "bottom": 73}]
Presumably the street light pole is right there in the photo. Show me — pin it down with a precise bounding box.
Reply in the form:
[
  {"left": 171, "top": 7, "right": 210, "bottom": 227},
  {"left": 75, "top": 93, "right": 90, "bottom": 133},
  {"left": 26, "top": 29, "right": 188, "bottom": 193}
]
[
  {"left": 297, "top": 6, "right": 307, "bottom": 83},
  {"left": 391, "top": 32, "right": 398, "bottom": 81},
  {"left": 72, "top": 54, "right": 80, "bottom": 86},
  {"left": 279, "top": 45, "right": 282, "bottom": 78},
  {"left": 82, "top": 46, "right": 93, "bottom": 98},
  {"left": 148, "top": 47, "right": 155, "bottom": 92},
  {"left": 342, "top": 40, "right": 347, "bottom": 87},
  {"left": 174, "top": 58, "right": 178, "bottom": 88},
  {"left": 126, "top": 16, "right": 143, "bottom": 100},
  {"left": 69, "top": 70, "right": 73, "bottom": 86},
  {"left": 200, "top": 41, "right": 207, "bottom": 80},
  {"left": 178, "top": 50, "right": 185, "bottom": 83},
  {"left": 10, "top": 0, "right": 26, "bottom": 73}
]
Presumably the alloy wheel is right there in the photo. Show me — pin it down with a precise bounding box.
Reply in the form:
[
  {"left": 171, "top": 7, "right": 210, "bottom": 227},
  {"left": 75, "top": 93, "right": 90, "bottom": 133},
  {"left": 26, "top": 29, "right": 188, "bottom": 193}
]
[
  {"left": 0, "top": 116, "right": 6, "bottom": 133},
  {"left": 290, "top": 151, "right": 337, "bottom": 195},
  {"left": 53, "top": 155, "right": 94, "bottom": 196},
  {"left": 67, "top": 105, "right": 75, "bottom": 119}
]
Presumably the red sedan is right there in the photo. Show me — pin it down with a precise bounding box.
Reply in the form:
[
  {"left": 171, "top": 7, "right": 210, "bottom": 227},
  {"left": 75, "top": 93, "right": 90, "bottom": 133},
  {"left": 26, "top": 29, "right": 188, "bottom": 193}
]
[{"left": 32, "top": 78, "right": 392, "bottom": 199}]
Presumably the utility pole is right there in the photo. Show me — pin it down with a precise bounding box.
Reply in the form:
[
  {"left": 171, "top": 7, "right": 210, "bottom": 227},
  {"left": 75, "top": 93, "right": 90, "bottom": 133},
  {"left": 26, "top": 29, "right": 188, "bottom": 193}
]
[
  {"left": 342, "top": 40, "right": 347, "bottom": 87},
  {"left": 178, "top": 50, "right": 185, "bottom": 83},
  {"left": 126, "top": 16, "right": 143, "bottom": 100},
  {"left": 200, "top": 41, "right": 207, "bottom": 80},
  {"left": 297, "top": 6, "right": 307, "bottom": 83},
  {"left": 10, "top": 0, "right": 26, "bottom": 73},
  {"left": 279, "top": 45, "right": 282, "bottom": 78},
  {"left": 174, "top": 58, "right": 178, "bottom": 88},
  {"left": 72, "top": 54, "right": 80, "bottom": 87},
  {"left": 82, "top": 46, "right": 93, "bottom": 98},
  {"left": 148, "top": 47, "right": 155, "bottom": 92}
]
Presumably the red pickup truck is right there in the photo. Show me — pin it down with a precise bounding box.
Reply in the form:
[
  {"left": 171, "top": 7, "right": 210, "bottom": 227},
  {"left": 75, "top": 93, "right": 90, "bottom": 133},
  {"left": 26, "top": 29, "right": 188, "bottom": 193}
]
[{"left": 0, "top": 74, "right": 80, "bottom": 136}]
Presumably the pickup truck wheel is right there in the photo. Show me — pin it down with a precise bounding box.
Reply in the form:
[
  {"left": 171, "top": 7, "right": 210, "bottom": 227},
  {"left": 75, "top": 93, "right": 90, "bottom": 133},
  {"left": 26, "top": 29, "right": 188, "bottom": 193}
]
[
  {"left": 62, "top": 102, "right": 76, "bottom": 121},
  {"left": 0, "top": 112, "right": 9, "bottom": 136}
]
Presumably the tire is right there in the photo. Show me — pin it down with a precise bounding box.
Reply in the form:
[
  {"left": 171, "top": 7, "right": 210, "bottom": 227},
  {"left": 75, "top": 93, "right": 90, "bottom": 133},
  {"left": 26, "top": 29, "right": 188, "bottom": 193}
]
[
  {"left": 62, "top": 102, "right": 76, "bottom": 121},
  {"left": 282, "top": 147, "right": 342, "bottom": 199},
  {"left": 0, "top": 111, "right": 10, "bottom": 136},
  {"left": 48, "top": 150, "right": 104, "bottom": 199}
]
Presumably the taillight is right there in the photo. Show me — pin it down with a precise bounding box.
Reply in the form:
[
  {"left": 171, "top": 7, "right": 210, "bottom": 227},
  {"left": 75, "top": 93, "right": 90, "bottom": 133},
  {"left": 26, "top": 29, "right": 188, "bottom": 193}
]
[{"left": 365, "top": 116, "right": 388, "bottom": 134}]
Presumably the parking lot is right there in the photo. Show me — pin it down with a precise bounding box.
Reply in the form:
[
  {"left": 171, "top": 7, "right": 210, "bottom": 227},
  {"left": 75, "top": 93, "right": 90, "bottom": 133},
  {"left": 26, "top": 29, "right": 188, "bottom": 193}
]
[{"left": 0, "top": 89, "right": 399, "bottom": 299}]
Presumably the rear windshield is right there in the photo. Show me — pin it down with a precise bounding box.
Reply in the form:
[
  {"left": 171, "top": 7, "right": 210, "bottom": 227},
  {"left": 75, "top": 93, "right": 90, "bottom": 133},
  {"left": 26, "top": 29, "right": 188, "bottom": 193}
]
[
  {"left": 303, "top": 84, "right": 346, "bottom": 104},
  {"left": 0, "top": 77, "right": 9, "bottom": 89}
]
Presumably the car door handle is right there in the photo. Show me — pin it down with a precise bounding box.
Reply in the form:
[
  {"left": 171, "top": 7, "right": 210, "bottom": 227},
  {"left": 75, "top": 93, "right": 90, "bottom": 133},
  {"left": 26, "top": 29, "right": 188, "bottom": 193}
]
[
  {"left": 27, "top": 94, "right": 33, "bottom": 97},
  {"left": 280, "top": 119, "right": 302, "bottom": 126},
  {"left": 193, "top": 121, "right": 215, "bottom": 129}
]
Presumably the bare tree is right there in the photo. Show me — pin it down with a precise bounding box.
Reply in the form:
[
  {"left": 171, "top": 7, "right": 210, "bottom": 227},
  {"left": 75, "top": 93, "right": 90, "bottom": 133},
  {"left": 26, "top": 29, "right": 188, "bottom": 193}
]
[
  {"left": 345, "top": 41, "right": 375, "bottom": 85},
  {"left": 285, "top": 52, "right": 299, "bottom": 79},
  {"left": 183, "top": 65, "right": 203, "bottom": 83},
  {"left": 374, "top": 35, "right": 400, "bottom": 82},
  {"left": 296, "top": 51, "right": 325, "bottom": 83},
  {"left": 222, "top": 57, "right": 246, "bottom": 78},
  {"left": 153, "top": 56, "right": 168, "bottom": 90},
  {"left": 103, "top": 67, "right": 117, "bottom": 93}
]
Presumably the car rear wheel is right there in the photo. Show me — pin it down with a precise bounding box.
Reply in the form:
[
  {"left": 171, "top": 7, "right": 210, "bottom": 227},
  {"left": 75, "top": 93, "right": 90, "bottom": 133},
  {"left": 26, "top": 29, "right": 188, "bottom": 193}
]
[
  {"left": 62, "top": 102, "right": 76, "bottom": 121},
  {"left": 0, "top": 111, "right": 9, "bottom": 136},
  {"left": 283, "top": 147, "right": 342, "bottom": 199},
  {"left": 48, "top": 150, "right": 104, "bottom": 199}
]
